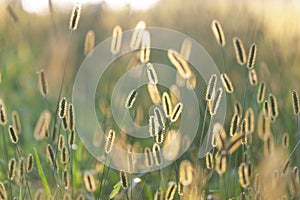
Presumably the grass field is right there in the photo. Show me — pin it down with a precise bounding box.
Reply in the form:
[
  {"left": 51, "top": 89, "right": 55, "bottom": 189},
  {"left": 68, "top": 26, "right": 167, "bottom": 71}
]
[{"left": 0, "top": 0, "right": 300, "bottom": 199}]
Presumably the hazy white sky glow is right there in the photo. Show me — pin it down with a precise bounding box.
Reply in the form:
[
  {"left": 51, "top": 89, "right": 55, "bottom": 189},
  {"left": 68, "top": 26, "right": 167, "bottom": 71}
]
[{"left": 22, "top": 0, "right": 160, "bottom": 13}]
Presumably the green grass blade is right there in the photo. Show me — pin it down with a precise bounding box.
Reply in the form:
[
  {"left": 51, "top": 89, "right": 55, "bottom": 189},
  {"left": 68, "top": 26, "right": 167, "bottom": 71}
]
[{"left": 33, "top": 147, "right": 51, "bottom": 195}]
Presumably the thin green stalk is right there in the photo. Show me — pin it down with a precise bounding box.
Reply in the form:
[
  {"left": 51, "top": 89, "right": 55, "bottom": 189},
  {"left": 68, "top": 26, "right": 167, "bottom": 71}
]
[{"left": 33, "top": 147, "right": 51, "bottom": 196}]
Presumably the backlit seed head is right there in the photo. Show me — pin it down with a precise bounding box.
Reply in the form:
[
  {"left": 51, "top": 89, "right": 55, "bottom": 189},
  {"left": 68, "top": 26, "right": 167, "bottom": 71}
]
[
  {"left": 268, "top": 94, "right": 279, "bottom": 121},
  {"left": 84, "top": 30, "right": 95, "bottom": 56},
  {"left": 205, "top": 152, "right": 214, "bottom": 169},
  {"left": 83, "top": 171, "right": 96, "bottom": 192},
  {"left": 215, "top": 151, "right": 227, "bottom": 175},
  {"left": 226, "top": 133, "right": 244, "bottom": 154},
  {"left": 130, "top": 21, "right": 146, "bottom": 50},
  {"left": 247, "top": 43, "right": 257, "bottom": 69},
  {"left": 249, "top": 69, "right": 258, "bottom": 86},
  {"left": 58, "top": 134, "right": 65, "bottom": 151},
  {"left": 146, "top": 63, "right": 158, "bottom": 84},
  {"left": 0, "top": 181, "right": 7, "bottom": 200},
  {"left": 233, "top": 37, "right": 246, "bottom": 65},
  {"left": 210, "top": 88, "right": 223, "bottom": 116},
  {"left": 62, "top": 169, "right": 70, "bottom": 190},
  {"left": 245, "top": 108, "right": 255, "bottom": 134},
  {"left": 171, "top": 102, "right": 183, "bottom": 122},
  {"left": 179, "top": 160, "right": 193, "bottom": 186},
  {"left": 11, "top": 110, "right": 21, "bottom": 134},
  {"left": 8, "top": 158, "right": 16, "bottom": 181},
  {"left": 220, "top": 73, "right": 234, "bottom": 93},
  {"left": 205, "top": 74, "right": 217, "bottom": 101},
  {"left": 111, "top": 25, "right": 123, "bottom": 55},
  {"left": 0, "top": 99, "right": 7, "bottom": 125},
  {"left": 238, "top": 162, "right": 250, "bottom": 188},
  {"left": 257, "top": 81, "right": 266, "bottom": 103},
  {"left": 292, "top": 90, "right": 300, "bottom": 115},
  {"left": 38, "top": 69, "right": 48, "bottom": 97},
  {"left": 229, "top": 113, "right": 240, "bottom": 136},
  {"left": 140, "top": 31, "right": 151, "bottom": 63},
  {"left": 105, "top": 129, "right": 115, "bottom": 154},
  {"left": 282, "top": 132, "right": 289, "bottom": 149},
  {"left": 165, "top": 181, "right": 177, "bottom": 200},
  {"left": 144, "top": 147, "right": 153, "bottom": 168},
  {"left": 26, "top": 153, "right": 34, "bottom": 173},
  {"left": 152, "top": 143, "right": 162, "bottom": 166},
  {"left": 125, "top": 89, "right": 137, "bottom": 109},
  {"left": 211, "top": 20, "right": 226, "bottom": 47},
  {"left": 162, "top": 92, "right": 172, "bottom": 118},
  {"left": 120, "top": 170, "right": 128, "bottom": 189},
  {"left": 8, "top": 125, "right": 18, "bottom": 144},
  {"left": 69, "top": 3, "right": 81, "bottom": 30},
  {"left": 257, "top": 111, "right": 271, "bottom": 140},
  {"left": 168, "top": 49, "right": 192, "bottom": 79},
  {"left": 58, "top": 97, "right": 68, "bottom": 118}
]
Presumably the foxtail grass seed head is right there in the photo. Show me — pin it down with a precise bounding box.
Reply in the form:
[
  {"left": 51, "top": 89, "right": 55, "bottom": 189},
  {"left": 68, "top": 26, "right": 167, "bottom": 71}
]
[
  {"left": 179, "top": 160, "right": 193, "bottom": 186},
  {"left": 11, "top": 111, "right": 21, "bottom": 133},
  {"left": 234, "top": 101, "right": 243, "bottom": 118},
  {"left": 269, "top": 94, "right": 279, "bottom": 121},
  {"left": 254, "top": 173, "right": 261, "bottom": 192},
  {"left": 63, "top": 194, "right": 71, "bottom": 200},
  {"left": 238, "top": 162, "right": 250, "bottom": 188},
  {"left": 149, "top": 115, "right": 157, "bottom": 137},
  {"left": 226, "top": 133, "right": 243, "bottom": 154},
  {"left": 233, "top": 37, "right": 246, "bottom": 65},
  {"left": 180, "top": 38, "right": 192, "bottom": 60},
  {"left": 282, "top": 132, "right": 289, "bottom": 149},
  {"left": 146, "top": 63, "right": 158, "bottom": 84},
  {"left": 292, "top": 90, "right": 300, "bottom": 115},
  {"left": 61, "top": 146, "right": 69, "bottom": 164},
  {"left": 8, "top": 125, "right": 18, "bottom": 144},
  {"left": 68, "top": 130, "right": 76, "bottom": 147},
  {"left": 58, "top": 135, "right": 65, "bottom": 151},
  {"left": 0, "top": 99, "right": 7, "bottom": 125},
  {"left": 210, "top": 88, "right": 223, "bottom": 116},
  {"left": 120, "top": 170, "right": 128, "bottom": 189},
  {"left": 293, "top": 167, "right": 299, "bottom": 184},
  {"left": 162, "top": 92, "right": 172, "bottom": 118},
  {"left": 61, "top": 116, "right": 69, "bottom": 131},
  {"left": 155, "top": 130, "right": 164, "bottom": 144},
  {"left": 205, "top": 74, "right": 217, "bottom": 101},
  {"left": 215, "top": 151, "right": 227, "bottom": 175},
  {"left": 0, "top": 181, "right": 7, "bottom": 200},
  {"left": 111, "top": 25, "right": 123, "bottom": 55},
  {"left": 144, "top": 147, "right": 153, "bottom": 167},
  {"left": 186, "top": 72, "right": 197, "bottom": 90},
  {"left": 241, "top": 118, "right": 249, "bottom": 137},
  {"left": 47, "top": 144, "right": 56, "bottom": 168},
  {"left": 245, "top": 108, "right": 255, "bottom": 134},
  {"left": 68, "top": 103, "right": 75, "bottom": 131},
  {"left": 152, "top": 143, "right": 162, "bottom": 166},
  {"left": 84, "top": 30, "right": 95, "bottom": 56},
  {"left": 154, "top": 188, "right": 162, "bottom": 200},
  {"left": 125, "top": 89, "right": 137, "bottom": 109},
  {"left": 263, "top": 100, "right": 270, "bottom": 120},
  {"left": 148, "top": 83, "right": 161, "bottom": 104},
  {"left": 247, "top": 43, "right": 257, "bottom": 69},
  {"left": 167, "top": 49, "right": 192, "bottom": 79},
  {"left": 171, "top": 102, "right": 183, "bottom": 123},
  {"left": 220, "top": 73, "right": 234, "bottom": 93},
  {"left": 206, "top": 152, "right": 214, "bottom": 169},
  {"left": 140, "top": 30, "right": 151, "bottom": 63},
  {"left": 58, "top": 97, "right": 67, "bottom": 118},
  {"left": 249, "top": 69, "right": 258, "bottom": 86},
  {"left": 69, "top": 3, "right": 81, "bottom": 30},
  {"left": 154, "top": 106, "right": 165, "bottom": 129},
  {"left": 230, "top": 113, "right": 240, "bottom": 136},
  {"left": 39, "top": 69, "right": 48, "bottom": 97},
  {"left": 257, "top": 81, "right": 266, "bottom": 103},
  {"left": 83, "top": 172, "right": 96, "bottom": 192},
  {"left": 19, "top": 157, "right": 26, "bottom": 181},
  {"left": 8, "top": 158, "right": 16, "bottom": 181},
  {"left": 27, "top": 153, "right": 34, "bottom": 173},
  {"left": 62, "top": 169, "right": 70, "bottom": 190},
  {"left": 105, "top": 129, "right": 115, "bottom": 154},
  {"left": 76, "top": 193, "right": 85, "bottom": 200},
  {"left": 165, "top": 182, "right": 177, "bottom": 200},
  {"left": 34, "top": 188, "right": 45, "bottom": 200},
  {"left": 211, "top": 20, "right": 226, "bottom": 47},
  {"left": 177, "top": 182, "right": 184, "bottom": 196},
  {"left": 130, "top": 21, "right": 146, "bottom": 50}
]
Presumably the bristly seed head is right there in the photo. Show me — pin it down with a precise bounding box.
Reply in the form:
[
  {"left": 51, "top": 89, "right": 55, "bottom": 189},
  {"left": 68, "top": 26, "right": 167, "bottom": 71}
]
[{"left": 69, "top": 3, "right": 81, "bottom": 30}]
